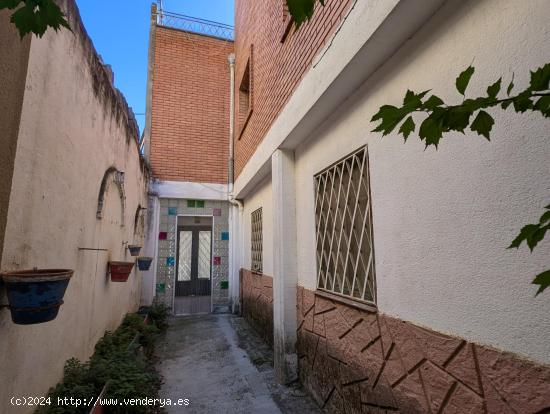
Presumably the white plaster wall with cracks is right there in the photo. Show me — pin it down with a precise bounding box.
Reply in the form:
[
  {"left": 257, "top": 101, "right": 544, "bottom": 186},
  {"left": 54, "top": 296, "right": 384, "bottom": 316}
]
[
  {"left": 291, "top": 0, "right": 550, "bottom": 365},
  {"left": 0, "top": 0, "right": 149, "bottom": 408}
]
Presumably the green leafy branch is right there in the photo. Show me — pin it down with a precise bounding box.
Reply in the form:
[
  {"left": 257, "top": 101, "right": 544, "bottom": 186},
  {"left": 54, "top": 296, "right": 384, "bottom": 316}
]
[
  {"left": 0, "top": 0, "right": 70, "bottom": 38},
  {"left": 371, "top": 62, "right": 550, "bottom": 295},
  {"left": 286, "top": 0, "right": 325, "bottom": 28}
]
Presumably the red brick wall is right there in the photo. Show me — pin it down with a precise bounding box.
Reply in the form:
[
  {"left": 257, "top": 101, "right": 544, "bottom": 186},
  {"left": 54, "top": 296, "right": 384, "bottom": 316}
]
[
  {"left": 240, "top": 269, "right": 273, "bottom": 345},
  {"left": 150, "top": 27, "right": 233, "bottom": 183},
  {"left": 234, "top": 0, "right": 354, "bottom": 177},
  {"left": 297, "top": 286, "right": 550, "bottom": 413}
]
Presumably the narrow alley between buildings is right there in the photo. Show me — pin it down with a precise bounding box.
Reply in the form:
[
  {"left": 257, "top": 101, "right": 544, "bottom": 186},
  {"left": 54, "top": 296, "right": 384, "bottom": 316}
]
[{"left": 157, "top": 314, "right": 321, "bottom": 414}]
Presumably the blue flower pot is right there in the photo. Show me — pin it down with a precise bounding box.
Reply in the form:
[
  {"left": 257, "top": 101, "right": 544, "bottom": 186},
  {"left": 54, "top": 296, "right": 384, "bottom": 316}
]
[
  {"left": 1, "top": 269, "right": 73, "bottom": 325},
  {"left": 137, "top": 257, "right": 153, "bottom": 271},
  {"left": 128, "top": 245, "right": 142, "bottom": 257}
]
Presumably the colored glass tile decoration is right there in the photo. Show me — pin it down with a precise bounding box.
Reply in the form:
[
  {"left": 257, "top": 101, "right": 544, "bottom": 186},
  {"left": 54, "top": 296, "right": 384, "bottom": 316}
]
[
  {"left": 159, "top": 232, "right": 167, "bottom": 240},
  {"left": 168, "top": 207, "right": 177, "bottom": 216},
  {"left": 213, "top": 256, "right": 221, "bottom": 265},
  {"left": 167, "top": 257, "right": 175, "bottom": 266},
  {"left": 220, "top": 281, "right": 229, "bottom": 289},
  {"left": 213, "top": 208, "right": 222, "bottom": 216},
  {"left": 156, "top": 283, "right": 166, "bottom": 293},
  {"left": 187, "top": 200, "right": 196, "bottom": 208},
  {"left": 196, "top": 200, "right": 205, "bottom": 208},
  {"left": 221, "top": 232, "right": 229, "bottom": 241}
]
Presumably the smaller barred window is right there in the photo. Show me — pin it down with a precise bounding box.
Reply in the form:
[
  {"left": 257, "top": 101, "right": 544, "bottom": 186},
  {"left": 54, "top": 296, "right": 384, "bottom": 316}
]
[{"left": 251, "top": 208, "right": 263, "bottom": 273}]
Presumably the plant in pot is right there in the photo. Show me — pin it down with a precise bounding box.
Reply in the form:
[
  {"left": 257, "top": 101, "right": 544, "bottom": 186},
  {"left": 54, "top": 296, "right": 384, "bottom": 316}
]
[
  {"left": 127, "top": 244, "right": 142, "bottom": 257},
  {"left": 108, "top": 262, "right": 134, "bottom": 283},
  {"left": 136, "top": 257, "right": 153, "bottom": 271},
  {"left": 1, "top": 268, "right": 73, "bottom": 325}
]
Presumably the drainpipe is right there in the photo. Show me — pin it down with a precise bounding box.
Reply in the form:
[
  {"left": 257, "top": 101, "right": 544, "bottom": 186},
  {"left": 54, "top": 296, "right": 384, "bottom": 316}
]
[
  {"left": 228, "top": 53, "right": 236, "bottom": 189},
  {"left": 227, "top": 53, "right": 243, "bottom": 313}
]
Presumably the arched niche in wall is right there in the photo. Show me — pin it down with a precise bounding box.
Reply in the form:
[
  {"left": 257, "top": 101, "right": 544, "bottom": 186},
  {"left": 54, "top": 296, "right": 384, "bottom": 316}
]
[
  {"left": 133, "top": 204, "right": 146, "bottom": 238},
  {"left": 96, "top": 166, "right": 126, "bottom": 226}
]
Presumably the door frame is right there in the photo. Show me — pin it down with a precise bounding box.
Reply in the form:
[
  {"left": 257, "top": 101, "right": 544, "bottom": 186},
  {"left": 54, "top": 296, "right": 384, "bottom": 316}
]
[{"left": 172, "top": 214, "right": 215, "bottom": 314}]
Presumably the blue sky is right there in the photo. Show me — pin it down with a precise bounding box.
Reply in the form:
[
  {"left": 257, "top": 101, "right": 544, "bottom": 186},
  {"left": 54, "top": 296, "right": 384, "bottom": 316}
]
[{"left": 76, "top": 0, "right": 234, "bottom": 133}]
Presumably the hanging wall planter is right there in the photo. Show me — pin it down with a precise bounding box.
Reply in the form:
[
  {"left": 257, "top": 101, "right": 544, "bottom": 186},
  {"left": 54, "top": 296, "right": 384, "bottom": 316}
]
[
  {"left": 1, "top": 269, "right": 73, "bottom": 325},
  {"left": 108, "top": 262, "right": 134, "bottom": 282},
  {"left": 136, "top": 257, "right": 153, "bottom": 271},
  {"left": 127, "top": 245, "right": 142, "bottom": 257}
]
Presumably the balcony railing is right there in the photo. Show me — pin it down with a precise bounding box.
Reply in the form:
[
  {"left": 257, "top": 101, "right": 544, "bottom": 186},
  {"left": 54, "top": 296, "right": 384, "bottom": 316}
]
[{"left": 157, "top": 11, "right": 234, "bottom": 41}]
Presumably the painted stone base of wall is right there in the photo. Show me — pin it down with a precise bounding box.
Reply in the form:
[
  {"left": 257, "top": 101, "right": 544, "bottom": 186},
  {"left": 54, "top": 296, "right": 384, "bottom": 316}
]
[
  {"left": 240, "top": 268, "right": 274, "bottom": 345},
  {"left": 297, "top": 286, "right": 550, "bottom": 413}
]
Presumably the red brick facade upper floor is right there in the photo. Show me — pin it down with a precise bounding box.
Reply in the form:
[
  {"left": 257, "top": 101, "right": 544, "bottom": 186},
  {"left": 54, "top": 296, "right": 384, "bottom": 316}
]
[
  {"left": 149, "top": 26, "right": 233, "bottom": 184},
  {"left": 233, "top": 0, "right": 354, "bottom": 178}
]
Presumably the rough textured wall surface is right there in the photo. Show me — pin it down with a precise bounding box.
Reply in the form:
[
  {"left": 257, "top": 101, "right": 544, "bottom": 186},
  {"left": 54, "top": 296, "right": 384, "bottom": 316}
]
[
  {"left": 294, "top": 0, "right": 550, "bottom": 364},
  {"left": 0, "top": 11, "right": 31, "bottom": 270},
  {"left": 240, "top": 269, "right": 273, "bottom": 345},
  {"left": 0, "top": 0, "right": 148, "bottom": 410},
  {"left": 233, "top": 0, "right": 354, "bottom": 177},
  {"left": 297, "top": 287, "right": 550, "bottom": 413},
  {"left": 150, "top": 27, "right": 233, "bottom": 183},
  {"left": 155, "top": 199, "right": 230, "bottom": 309}
]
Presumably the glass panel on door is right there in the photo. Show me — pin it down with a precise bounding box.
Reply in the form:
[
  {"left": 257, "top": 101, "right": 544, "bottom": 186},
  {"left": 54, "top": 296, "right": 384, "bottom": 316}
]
[
  {"left": 197, "top": 231, "right": 211, "bottom": 279},
  {"left": 178, "top": 230, "right": 192, "bottom": 281}
]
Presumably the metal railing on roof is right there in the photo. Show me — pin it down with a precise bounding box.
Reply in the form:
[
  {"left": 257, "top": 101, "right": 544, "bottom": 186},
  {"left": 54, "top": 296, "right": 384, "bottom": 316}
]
[{"left": 157, "top": 10, "right": 234, "bottom": 41}]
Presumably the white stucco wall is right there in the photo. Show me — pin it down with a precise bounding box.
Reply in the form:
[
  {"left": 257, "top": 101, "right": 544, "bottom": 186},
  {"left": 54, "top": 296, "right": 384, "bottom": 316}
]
[
  {"left": 294, "top": 0, "right": 550, "bottom": 364},
  {"left": 242, "top": 176, "right": 274, "bottom": 276},
  {"left": 0, "top": 4, "right": 148, "bottom": 410}
]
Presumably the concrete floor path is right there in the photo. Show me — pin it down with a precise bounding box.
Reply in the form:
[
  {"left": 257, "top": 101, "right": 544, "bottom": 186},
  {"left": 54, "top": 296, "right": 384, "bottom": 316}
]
[{"left": 157, "top": 314, "right": 322, "bottom": 414}]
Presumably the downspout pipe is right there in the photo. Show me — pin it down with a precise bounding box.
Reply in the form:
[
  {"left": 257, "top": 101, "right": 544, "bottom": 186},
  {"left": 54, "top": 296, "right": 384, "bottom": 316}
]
[
  {"left": 228, "top": 53, "right": 236, "bottom": 190},
  {"left": 227, "top": 53, "right": 243, "bottom": 314}
]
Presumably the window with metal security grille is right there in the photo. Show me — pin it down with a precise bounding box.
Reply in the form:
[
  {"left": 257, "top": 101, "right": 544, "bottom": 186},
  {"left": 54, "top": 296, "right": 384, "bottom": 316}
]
[
  {"left": 238, "top": 49, "right": 253, "bottom": 138},
  {"left": 314, "top": 146, "right": 376, "bottom": 304},
  {"left": 251, "top": 208, "right": 263, "bottom": 273}
]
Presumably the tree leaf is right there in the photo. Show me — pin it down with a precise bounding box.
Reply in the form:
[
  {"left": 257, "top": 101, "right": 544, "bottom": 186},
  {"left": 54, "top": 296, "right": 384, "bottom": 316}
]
[
  {"left": 534, "top": 95, "right": 550, "bottom": 117},
  {"left": 507, "top": 74, "right": 514, "bottom": 96},
  {"left": 399, "top": 116, "right": 415, "bottom": 140},
  {"left": 403, "top": 90, "right": 428, "bottom": 111},
  {"left": 470, "top": 110, "right": 494, "bottom": 140},
  {"left": 513, "top": 92, "right": 533, "bottom": 113},
  {"left": 529, "top": 63, "right": 550, "bottom": 91},
  {"left": 419, "top": 111, "right": 444, "bottom": 147},
  {"left": 456, "top": 66, "right": 475, "bottom": 95},
  {"left": 540, "top": 210, "right": 550, "bottom": 224},
  {"left": 487, "top": 78, "right": 501, "bottom": 99},
  {"left": 422, "top": 95, "right": 444, "bottom": 110},
  {"left": 533, "top": 269, "right": 550, "bottom": 296},
  {"left": 501, "top": 101, "right": 512, "bottom": 110},
  {"left": 446, "top": 107, "right": 472, "bottom": 133},
  {"left": 527, "top": 226, "right": 548, "bottom": 251},
  {"left": 286, "top": 0, "right": 322, "bottom": 28},
  {"left": 509, "top": 224, "right": 540, "bottom": 249},
  {"left": 371, "top": 105, "right": 405, "bottom": 135},
  {"left": 0, "top": 0, "right": 22, "bottom": 9},
  {"left": 5, "top": 0, "right": 70, "bottom": 38}
]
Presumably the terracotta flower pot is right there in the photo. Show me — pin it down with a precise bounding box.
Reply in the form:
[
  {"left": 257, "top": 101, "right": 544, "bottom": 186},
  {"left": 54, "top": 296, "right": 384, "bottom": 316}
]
[
  {"left": 1, "top": 269, "right": 73, "bottom": 325},
  {"left": 137, "top": 257, "right": 153, "bottom": 271},
  {"left": 127, "top": 245, "right": 142, "bottom": 257},
  {"left": 108, "top": 262, "right": 134, "bottom": 282}
]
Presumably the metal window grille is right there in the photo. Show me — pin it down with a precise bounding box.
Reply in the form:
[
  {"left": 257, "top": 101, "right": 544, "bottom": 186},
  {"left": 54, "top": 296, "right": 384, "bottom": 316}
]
[
  {"left": 314, "top": 146, "right": 376, "bottom": 304},
  {"left": 251, "top": 208, "right": 263, "bottom": 273}
]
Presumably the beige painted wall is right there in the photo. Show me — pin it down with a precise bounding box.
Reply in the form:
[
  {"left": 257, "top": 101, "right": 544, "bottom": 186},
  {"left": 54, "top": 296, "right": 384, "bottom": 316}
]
[
  {"left": 0, "top": 1, "right": 148, "bottom": 410},
  {"left": 242, "top": 176, "right": 273, "bottom": 276},
  {"left": 293, "top": 0, "right": 550, "bottom": 364},
  {"left": 0, "top": 11, "right": 31, "bottom": 270}
]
